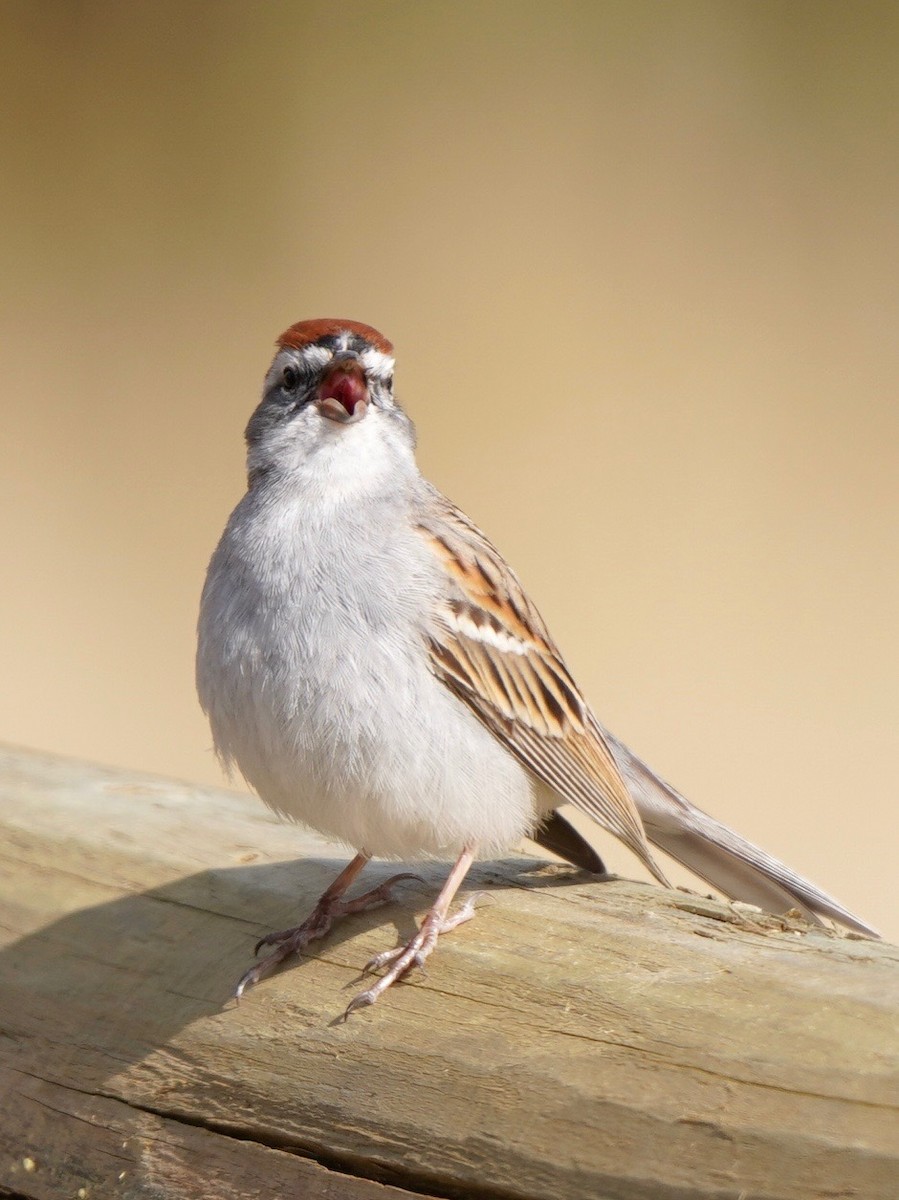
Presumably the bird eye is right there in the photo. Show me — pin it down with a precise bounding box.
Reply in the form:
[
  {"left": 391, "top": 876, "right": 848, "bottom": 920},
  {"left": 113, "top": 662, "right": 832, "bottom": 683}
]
[{"left": 281, "top": 365, "right": 299, "bottom": 391}]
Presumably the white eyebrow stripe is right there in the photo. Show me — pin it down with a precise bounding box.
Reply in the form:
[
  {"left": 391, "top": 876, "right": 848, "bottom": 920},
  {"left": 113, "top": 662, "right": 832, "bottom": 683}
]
[
  {"left": 300, "top": 345, "right": 331, "bottom": 369},
  {"left": 360, "top": 347, "right": 395, "bottom": 377},
  {"left": 272, "top": 342, "right": 395, "bottom": 381}
]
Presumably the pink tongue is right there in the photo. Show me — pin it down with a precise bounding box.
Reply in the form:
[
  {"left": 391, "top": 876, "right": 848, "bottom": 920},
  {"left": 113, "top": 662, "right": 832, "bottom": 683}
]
[{"left": 320, "top": 371, "right": 368, "bottom": 414}]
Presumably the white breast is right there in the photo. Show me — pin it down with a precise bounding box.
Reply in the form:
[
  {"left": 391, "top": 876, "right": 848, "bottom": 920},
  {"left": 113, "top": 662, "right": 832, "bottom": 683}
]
[{"left": 197, "top": 422, "right": 536, "bottom": 859}]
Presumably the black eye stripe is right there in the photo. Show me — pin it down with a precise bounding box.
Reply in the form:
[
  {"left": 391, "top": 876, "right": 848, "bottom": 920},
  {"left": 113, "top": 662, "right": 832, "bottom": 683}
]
[{"left": 274, "top": 347, "right": 393, "bottom": 407}]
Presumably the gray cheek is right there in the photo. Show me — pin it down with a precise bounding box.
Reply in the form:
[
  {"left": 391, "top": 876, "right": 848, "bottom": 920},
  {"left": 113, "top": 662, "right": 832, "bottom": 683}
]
[
  {"left": 385, "top": 404, "right": 417, "bottom": 449},
  {"left": 245, "top": 390, "right": 306, "bottom": 446},
  {"left": 244, "top": 400, "right": 274, "bottom": 448}
]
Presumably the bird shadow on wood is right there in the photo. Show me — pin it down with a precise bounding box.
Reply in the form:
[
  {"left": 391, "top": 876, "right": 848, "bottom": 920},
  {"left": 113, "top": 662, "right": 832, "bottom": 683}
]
[{"left": 2, "top": 851, "right": 623, "bottom": 1094}]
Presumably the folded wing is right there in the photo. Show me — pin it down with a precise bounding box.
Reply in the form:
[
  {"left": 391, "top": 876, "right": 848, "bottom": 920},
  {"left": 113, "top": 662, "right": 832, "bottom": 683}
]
[
  {"left": 418, "top": 487, "right": 878, "bottom": 937},
  {"left": 418, "top": 491, "right": 669, "bottom": 886}
]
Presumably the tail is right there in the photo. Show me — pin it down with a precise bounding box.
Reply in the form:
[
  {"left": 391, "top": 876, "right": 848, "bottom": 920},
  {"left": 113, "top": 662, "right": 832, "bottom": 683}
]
[{"left": 603, "top": 729, "right": 880, "bottom": 938}]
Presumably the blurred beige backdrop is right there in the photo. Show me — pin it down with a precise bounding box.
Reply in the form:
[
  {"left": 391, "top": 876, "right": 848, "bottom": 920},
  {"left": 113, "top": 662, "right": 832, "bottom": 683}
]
[{"left": 2, "top": 1, "right": 896, "bottom": 939}]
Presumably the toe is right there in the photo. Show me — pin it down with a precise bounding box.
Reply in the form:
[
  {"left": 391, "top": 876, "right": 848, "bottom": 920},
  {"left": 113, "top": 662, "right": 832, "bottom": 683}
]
[
  {"left": 438, "top": 893, "right": 482, "bottom": 934},
  {"left": 363, "top": 945, "right": 407, "bottom": 973},
  {"left": 339, "top": 873, "right": 425, "bottom": 915}
]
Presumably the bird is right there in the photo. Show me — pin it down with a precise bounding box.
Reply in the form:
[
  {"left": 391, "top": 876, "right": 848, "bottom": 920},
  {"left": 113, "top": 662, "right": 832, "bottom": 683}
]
[{"left": 196, "top": 317, "right": 879, "bottom": 1017}]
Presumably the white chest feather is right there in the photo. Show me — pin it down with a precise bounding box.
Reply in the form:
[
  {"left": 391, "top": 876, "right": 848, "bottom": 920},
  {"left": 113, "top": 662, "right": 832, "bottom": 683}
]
[{"left": 196, "top": 426, "right": 535, "bottom": 858}]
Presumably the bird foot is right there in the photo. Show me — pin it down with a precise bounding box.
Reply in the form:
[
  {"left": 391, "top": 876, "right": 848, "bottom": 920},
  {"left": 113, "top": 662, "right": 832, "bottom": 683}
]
[
  {"left": 343, "top": 892, "right": 482, "bottom": 1019},
  {"left": 234, "top": 872, "right": 423, "bottom": 1000}
]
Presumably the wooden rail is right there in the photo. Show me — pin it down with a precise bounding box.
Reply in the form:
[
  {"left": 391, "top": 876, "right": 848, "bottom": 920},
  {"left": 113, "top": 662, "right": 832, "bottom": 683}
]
[{"left": 1, "top": 746, "right": 896, "bottom": 1199}]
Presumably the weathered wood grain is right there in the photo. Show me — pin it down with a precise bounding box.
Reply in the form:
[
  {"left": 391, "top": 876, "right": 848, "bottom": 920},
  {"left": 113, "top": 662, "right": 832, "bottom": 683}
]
[{"left": 0, "top": 746, "right": 896, "bottom": 1200}]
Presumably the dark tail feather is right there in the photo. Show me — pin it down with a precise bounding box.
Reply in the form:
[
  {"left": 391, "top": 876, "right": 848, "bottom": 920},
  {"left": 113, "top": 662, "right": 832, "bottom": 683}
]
[{"left": 532, "top": 809, "right": 607, "bottom": 875}]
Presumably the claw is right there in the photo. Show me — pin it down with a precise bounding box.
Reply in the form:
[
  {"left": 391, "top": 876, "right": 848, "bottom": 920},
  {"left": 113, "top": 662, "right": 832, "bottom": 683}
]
[
  {"left": 253, "top": 928, "right": 294, "bottom": 956},
  {"left": 235, "top": 962, "right": 265, "bottom": 1002},
  {"left": 235, "top": 846, "right": 479, "bottom": 1016},
  {"left": 343, "top": 886, "right": 480, "bottom": 1017},
  {"left": 342, "top": 989, "right": 376, "bottom": 1021},
  {"left": 234, "top": 864, "right": 423, "bottom": 1001}
]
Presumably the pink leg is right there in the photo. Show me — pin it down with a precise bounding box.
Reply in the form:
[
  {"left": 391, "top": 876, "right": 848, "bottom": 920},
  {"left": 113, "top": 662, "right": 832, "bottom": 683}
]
[
  {"left": 235, "top": 851, "right": 422, "bottom": 1000},
  {"left": 343, "top": 844, "right": 479, "bottom": 1019}
]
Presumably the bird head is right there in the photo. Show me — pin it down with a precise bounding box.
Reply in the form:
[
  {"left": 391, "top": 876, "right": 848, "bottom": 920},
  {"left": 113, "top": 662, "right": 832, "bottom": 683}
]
[{"left": 244, "top": 318, "right": 413, "bottom": 484}]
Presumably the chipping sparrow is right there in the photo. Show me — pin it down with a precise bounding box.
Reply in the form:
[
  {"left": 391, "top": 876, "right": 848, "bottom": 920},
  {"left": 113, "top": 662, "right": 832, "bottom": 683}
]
[{"left": 196, "top": 318, "right": 878, "bottom": 1017}]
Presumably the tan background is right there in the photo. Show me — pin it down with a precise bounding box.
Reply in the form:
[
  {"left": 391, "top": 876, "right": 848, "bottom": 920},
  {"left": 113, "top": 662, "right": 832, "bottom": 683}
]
[{"left": 2, "top": 1, "right": 896, "bottom": 940}]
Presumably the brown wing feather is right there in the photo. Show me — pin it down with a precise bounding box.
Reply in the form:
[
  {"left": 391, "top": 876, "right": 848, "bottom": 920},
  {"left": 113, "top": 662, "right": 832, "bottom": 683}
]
[{"left": 418, "top": 490, "right": 669, "bottom": 885}]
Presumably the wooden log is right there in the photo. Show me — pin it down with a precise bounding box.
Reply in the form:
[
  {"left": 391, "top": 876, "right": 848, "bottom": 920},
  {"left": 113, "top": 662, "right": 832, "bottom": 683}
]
[{"left": 0, "top": 746, "right": 896, "bottom": 1200}]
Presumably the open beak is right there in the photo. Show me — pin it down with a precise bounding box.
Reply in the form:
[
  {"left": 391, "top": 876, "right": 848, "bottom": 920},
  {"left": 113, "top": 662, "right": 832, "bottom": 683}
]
[{"left": 316, "top": 353, "right": 369, "bottom": 424}]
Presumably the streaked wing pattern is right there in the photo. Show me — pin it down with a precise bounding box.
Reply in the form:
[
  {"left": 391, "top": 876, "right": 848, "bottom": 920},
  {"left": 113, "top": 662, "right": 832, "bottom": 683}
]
[{"left": 417, "top": 489, "right": 669, "bottom": 886}]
